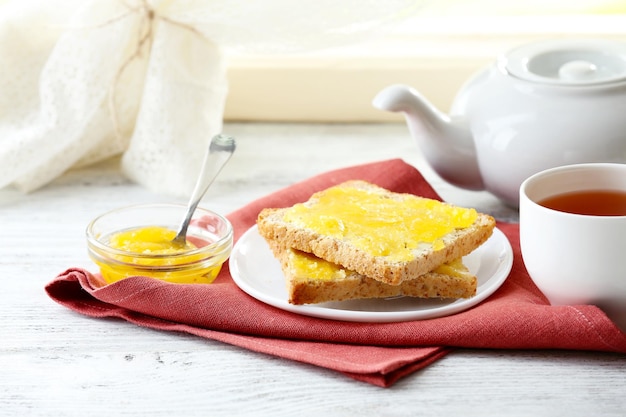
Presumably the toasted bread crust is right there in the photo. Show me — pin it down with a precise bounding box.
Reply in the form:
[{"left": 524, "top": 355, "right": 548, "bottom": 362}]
[
  {"left": 289, "top": 271, "right": 477, "bottom": 305},
  {"left": 257, "top": 180, "right": 495, "bottom": 286},
  {"left": 288, "top": 272, "right": 476, "bottom": 305},
  {"left": 266, "top": 240, "right": 477, "bottom": 304}
]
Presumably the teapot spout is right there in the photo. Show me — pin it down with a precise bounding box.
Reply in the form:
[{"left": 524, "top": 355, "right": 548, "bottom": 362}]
[{"left": 373, "top": 84, "right": 484, "bottom": 191}]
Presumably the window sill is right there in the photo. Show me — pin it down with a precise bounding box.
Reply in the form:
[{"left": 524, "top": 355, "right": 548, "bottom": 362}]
[{"left": 224, "top": 16, "right": 626, "bottom": 122}]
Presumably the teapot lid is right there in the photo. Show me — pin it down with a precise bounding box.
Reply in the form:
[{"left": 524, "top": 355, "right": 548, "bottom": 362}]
[{"left": 503, "top": 39, "right": 626, "bottom": 86}]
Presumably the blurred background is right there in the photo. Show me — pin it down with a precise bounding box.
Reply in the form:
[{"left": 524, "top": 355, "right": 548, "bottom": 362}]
[{"left": 225, "top": 0, "right": 626, "bottom": 122}]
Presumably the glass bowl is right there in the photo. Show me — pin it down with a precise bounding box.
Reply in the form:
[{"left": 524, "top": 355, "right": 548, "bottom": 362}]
[{"left": 86, "top": 204, "right": 233, "bottom": 285}]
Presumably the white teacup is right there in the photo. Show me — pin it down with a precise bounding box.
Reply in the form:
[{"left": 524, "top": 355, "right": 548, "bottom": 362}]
[{"left": 519, "top": 163, "right": 626, "bottom": 331}]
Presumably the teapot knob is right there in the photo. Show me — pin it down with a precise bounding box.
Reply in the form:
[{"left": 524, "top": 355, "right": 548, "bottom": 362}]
[
  {"left": 503, "top": 39, "right": 626, "bottom": 86},
  {"left": 558, "top": 60, "right": 597, "bottom": 81}
]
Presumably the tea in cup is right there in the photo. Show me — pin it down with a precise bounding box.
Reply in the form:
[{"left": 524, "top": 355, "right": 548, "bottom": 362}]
[{"left": 519, "top": 163, "right": 626, "bottom": 331}]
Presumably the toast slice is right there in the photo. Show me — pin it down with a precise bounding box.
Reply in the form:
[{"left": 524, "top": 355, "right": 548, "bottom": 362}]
[
  {"left": 269, "top": 242, "right": 477, "bottom": 305},
  {"left": 257, "top": 180, "right": 495, "bottom": 286}
]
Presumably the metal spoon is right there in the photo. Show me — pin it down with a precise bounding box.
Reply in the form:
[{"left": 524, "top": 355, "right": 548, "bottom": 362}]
[{"left": 172, "top": 134, "right": 236, "bottom": 246}]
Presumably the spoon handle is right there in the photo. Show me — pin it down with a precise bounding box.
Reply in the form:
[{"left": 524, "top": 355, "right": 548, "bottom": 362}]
[{"left": 174, "top": 134, "right": 236, "bottom": 244}]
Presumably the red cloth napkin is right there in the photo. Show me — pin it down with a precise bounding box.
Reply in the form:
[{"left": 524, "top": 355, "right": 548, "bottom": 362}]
[{"left": 46, "top": 159, "right": 626, "bottom": 387}]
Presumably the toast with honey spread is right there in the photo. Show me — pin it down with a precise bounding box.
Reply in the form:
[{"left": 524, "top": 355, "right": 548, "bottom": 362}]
[
  {"left": 267, "top": 241, "right": 477, "bottom": 304},
  {"left": 257, "top": 180, "right": 495, "bottom": 287}
]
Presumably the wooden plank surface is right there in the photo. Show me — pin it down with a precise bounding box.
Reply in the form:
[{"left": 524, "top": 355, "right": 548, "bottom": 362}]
[{"left": 1, "top": 123, "right": 623, "bottom": 417}]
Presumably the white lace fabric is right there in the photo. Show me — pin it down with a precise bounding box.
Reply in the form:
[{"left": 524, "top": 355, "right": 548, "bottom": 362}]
[{"left": 0, "top": 0, "right": 418, "bottom": 195}]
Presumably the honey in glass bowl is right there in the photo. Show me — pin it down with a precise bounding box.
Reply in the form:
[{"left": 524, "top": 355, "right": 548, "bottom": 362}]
[{"left": 86, "top": 204, "right": 233, "bottom": 284}]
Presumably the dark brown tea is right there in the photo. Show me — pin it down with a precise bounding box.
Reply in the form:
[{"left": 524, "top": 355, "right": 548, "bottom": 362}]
[{"left": 538, "top": 189, "right": 626, "bottom": 216}]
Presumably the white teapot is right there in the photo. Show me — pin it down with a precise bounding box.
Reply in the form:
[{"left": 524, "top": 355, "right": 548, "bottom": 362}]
[{"left": 373, "top": 39, "right": 626, "bottom": 207}]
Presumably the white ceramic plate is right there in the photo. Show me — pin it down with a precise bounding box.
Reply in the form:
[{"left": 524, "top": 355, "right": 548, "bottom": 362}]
[{"left": 229, "top": 226, "right": 513, "bottom": 323}]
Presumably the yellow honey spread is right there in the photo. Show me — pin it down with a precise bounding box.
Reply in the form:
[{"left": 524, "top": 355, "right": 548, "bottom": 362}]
[
  {"left": 108, "top": 226, "right": 196, "bottom": 254},
  {"left": 430, "top": 258, "right": 471, "bottom": 278},
  {"left": 282, "top": 186, "right": 477, "bottom": 262},
  {"left": 289, "top": 249, "right": 346, "bottom": 281},
  {"left": 96, "top": 226, "right": 223, "bottom": 284},
  {"left": 289, "top": 249, "right": 469, "bottom": 282}
]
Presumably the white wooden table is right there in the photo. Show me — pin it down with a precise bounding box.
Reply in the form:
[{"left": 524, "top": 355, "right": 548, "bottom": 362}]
[{"left": 1, "top": 123, "right": 624, "bottom": 417}]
